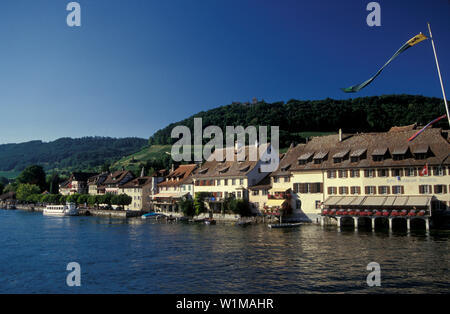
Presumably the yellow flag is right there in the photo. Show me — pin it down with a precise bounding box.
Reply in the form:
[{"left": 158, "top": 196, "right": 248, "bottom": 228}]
[{"left": 407, "top": 33, "right": 428, "bottom": 47}]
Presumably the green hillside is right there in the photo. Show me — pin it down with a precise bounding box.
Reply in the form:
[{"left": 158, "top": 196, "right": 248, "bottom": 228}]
[{"left": 0, "top": 137, "right": 147, "bottom": 176}]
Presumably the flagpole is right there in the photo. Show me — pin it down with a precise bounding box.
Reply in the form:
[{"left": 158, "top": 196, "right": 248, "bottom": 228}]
[{"left": 427, "top": 22, "right": 450, "bottom": 127}]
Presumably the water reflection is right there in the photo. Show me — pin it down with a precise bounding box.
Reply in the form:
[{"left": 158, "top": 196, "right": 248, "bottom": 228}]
[{"left": 0, "top": 210, "right": 449, "bottom": 293}]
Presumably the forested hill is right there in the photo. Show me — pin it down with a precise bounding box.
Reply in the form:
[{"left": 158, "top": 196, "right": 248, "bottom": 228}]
[
  {"left": 0, "top": 137, "right": 147, "bottom": 173},
  {"left": 149, "top": 95, "right": 447, "bottom": 148}
]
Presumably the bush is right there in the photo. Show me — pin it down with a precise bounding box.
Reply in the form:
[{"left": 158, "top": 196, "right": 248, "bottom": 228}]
[
  {"left": 179, "top": 198, "right": 195, "bottom": 217},
  {"left": 228, "top": 199, "right": 251, "bottom": 217}
]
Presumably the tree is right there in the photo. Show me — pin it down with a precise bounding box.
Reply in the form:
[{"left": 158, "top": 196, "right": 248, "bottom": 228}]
[
  {"left": 59, "top": 194, "right": 67, "bottom": 205},
  {"left": 77, "top": 194, "right": 89, "bottom": 206},
  {"left": 16, "top": 184, "right": 41, "bottom": 202},
  {"left": 179, "top": 198, "right": 195, "bottom": 217},
  {"left": 111, "top": 194, "right": 132, "bottom": 210},
  {"left": 100, "top": 193, "right": 113, "bottom": 207},
  {"left": 193, "top": 192, "right": 208, "bottom": 216},
  {"left": 16, "top": 165, "right": 47, "bottom": 192},
  {"left": 48, "top": 173, "right": 60, "bottom": 194},
  {"left": 66, "top": 194, "right": 81, "bottom": 204},
  {"left": 0, "top": 183, "right": 4, "bottom": 195},
  {"left": 228, "top": 199, "right": 251, "bottom": 217}
]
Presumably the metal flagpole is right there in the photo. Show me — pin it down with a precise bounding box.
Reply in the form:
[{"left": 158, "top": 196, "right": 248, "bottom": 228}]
[{"left": 427, "top": 22, "right": 450, "bottom": 127}]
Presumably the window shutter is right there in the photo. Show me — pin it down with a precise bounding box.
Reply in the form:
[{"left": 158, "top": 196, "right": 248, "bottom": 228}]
[
  {"left": 356, "top": 170, "right": 360, "bottom": 177},
  {"left": 357, "top": 186, "right": 361, "bottom": 194},
  {"left": 414, "top": 168, "right": 418, "bottom": 176},
  {"left": 401, "top": 186, "right": 404, "bottom": 194},
  {"left": 328, "top": 187, "right": 332, "bottom": 194},
  {"left": 445, "top": 185, "right": 448, "bottom": 194},
  {"left": 377, "top": 169, "right": 382, "bottom": 176},
  {"left": 319, "top": 183, "right": 323, "bottom": 193},
  {"left": 327, "top": 171, "right": 331, "bottom": 179},
  {"left": 433, "top": 185, "right": 438, "bottom": 193},
  {"left": 399, "top": 169, "right": 404, "bottom": 177},
  {"left": 365, "top": 186, "right": 369, "bottom": 194},
  {"left": 364, "top": 170, "right": 369, "bottom": 177},
  {"left": 419, "top": 186, "right": 423, "bottom": 194},
  {"left": 387, "top": 186, "right": 390, "bottom": 194},
  {"left": 378, "top": 186, "right": 382, "bottom": 194}
]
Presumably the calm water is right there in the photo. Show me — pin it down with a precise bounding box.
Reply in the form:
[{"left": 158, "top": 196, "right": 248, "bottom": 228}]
[{"left": 0, "top": 209, "right": 449, "bottom": 294}]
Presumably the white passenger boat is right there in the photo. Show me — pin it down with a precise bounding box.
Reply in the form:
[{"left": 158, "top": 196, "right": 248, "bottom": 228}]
[{"left": 43, "top": 203, "right": 78, "bottom": 216}]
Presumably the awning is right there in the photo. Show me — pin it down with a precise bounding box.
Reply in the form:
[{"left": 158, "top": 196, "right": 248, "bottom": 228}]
[
  {"left": 324, "top": 196, "right": 432, "bottom": 208},
  {"left": 152, "top": 192, "right": 187, "bottom": 199},
  {"left": 266, "top": 199, "right": 287, "bottom": 207},
  {"left": 270, "top": 187, "right": 290, "bottom": 193}
]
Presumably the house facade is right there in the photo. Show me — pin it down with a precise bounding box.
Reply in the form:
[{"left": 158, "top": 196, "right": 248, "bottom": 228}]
[
  {"left": 192, "top": 143, "right": 274, "bottom": 214},
  {"left": 152, "top": 164, "right": 197, "bottom": 213},
  {"left": 102, "top": 170, "right": 135, "bottom": 195},
  {"left": 59, "top": 172, "right": 98, "bottom": 195},
  {"left": 119, "top": 176, "right": 153, "bottom": 211}
]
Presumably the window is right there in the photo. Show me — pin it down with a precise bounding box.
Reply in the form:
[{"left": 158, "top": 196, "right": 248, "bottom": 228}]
[
  {"left": 338, "top": 170, "right": 347, "bottom": 178},
  {"left": 217, "top": 180, "right": 221, "bottom": 186},
  {"left": 315, "top": 201, "right": 322, "bottom": 209},
  {"left": 328, "top": 187, "right": 337, "bottom": 195},
  {"left": 333, "top": 157, "right": 342, "bottom": 164},
  {"left": 378, "top": 169, "right": 389, "bottom": 177},
  {"left": 224, "top": 179, "right": 228, "bottom": 186},
  {"left": 350, "top": 186, "right": 361, "bottom": 195},
  {"left": 365, "top": 186, "right": 376, "bottom": 195},
  {"left": 392, "top": 186, "right": 403, "bottom": 194},
  {"left": 433, "top": 166, "right": 445, "bottom": 176},
  {"left": 419, "top": 185, "right": 431, "bottom": 194},
  {"left": 262, "top": 189, "right": 269, "bottom": 196},
  {"left": 339, "top": 186, "right": 349, "bottom": 195},
  {"left": 373, "top": 155, "right": 384, "bottom": 162},
  {"left": 434, "top": 185, "right": 447, "bottom": 194},
  {"left": 392, "top": 169, "right": 402, "bottom": 177},
  {"left": 405, "top": 168, "right": 416, "bottom": 177},
  {"left": 237, "top": 191, "right": 242, "bottom": 198},
  {"left": 327, "top": 170, "right": 336, "bottom": 179},
  {"left": 349, "top": 169, "right": 360, "bottom": 178},
  {"left": 284, "top": 177, "right": 290, "bottom": 183},
  {"left": 364, "top": 169, "right": 376, "bottom": 178},
  {"left": 274, "top": 177, "right": 279, "bottom": 183},
  {"left": 240, "top": 179, "right": 244, "bottom": 185},
  {"left": 393, "top": 154, "right": 405, "bottom": 161},
  {"left": 252, "top": 190, "right": 259, "bottom": 196},
  {"left": 378, "top": 186, "right": 389, "bottom": 195},
  {"left": 232, "top": 179, "right": 236, "bottom": 185}
]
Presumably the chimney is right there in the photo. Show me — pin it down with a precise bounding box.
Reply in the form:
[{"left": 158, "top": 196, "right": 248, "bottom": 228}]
[
  {"left": 171, "top": 163, "right": 175, "bottom": 173},
  {"left": 140, "top": 167, "right": 145, "bottom": 177},
  {"left": 339, "top": 129, "right": 342, "bottom": 142}
]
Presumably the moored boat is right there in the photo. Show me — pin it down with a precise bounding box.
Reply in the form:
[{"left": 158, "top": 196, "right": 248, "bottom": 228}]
[
  {"left": 43, "top": 203, "right": 78, "bottom": 216},
  {"left": 268, "top": 223, "right": 302, "bottom": 229}
]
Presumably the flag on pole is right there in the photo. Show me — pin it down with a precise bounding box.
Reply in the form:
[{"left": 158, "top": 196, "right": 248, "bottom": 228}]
[
  {"left": 419, "top": 163, "right": 429, "bottom": 176},
  {"left": 408, "top": 114, "right": 447, "bottom": 142},
  {"left": 341, "top": 33, "right": 428, "bottom": 93}
]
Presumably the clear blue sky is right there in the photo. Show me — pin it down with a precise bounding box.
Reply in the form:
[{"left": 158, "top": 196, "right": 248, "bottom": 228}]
[{"left": 0, "top": 0, "right": 448, "bottom": 144}]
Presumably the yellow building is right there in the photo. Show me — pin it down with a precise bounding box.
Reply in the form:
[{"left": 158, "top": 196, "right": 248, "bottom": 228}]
[
  {"left": 119, "top": 176, "right": 153, "bottom": 211},
  {"left": 192, "top": 143, "right": 273, "bottom": 215},
  {"left": 276, "top": 126, "right": 450, "bottom": 224},
  {"left": 152, "top": 164, "right": 197, "bottom": 213}
]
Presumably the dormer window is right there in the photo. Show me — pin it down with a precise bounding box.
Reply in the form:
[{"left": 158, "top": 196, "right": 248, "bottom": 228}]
[
  {"left": 350, "top": 149, "right": 367, "bottom": 163},
  {"left": 313, "top": 151, "right": 328, "bottom": 164},
  {"left": 372, "top": 147, "right": 388, "bottom": 162},
  {"left": 412, "top": 145, "right": 430, "bottom": 160},
  {"left": 298, "top": 152, "right": 313, "bottom": 165},
  {"left": 333, "top": 150, "right": 349, "bottom": 163},
  {"left": 392, "top": 147, "right": 409, "bottom": 161}
]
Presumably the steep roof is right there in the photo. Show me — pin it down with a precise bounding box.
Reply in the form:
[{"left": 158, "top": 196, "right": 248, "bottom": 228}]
[
  {"left": 271, "top": 144, "right": 306, "bottom": 176},
  {"left": 121, "top": 176, "right": 153, "bottom": 188},
  {"left": 158, "top": 164, "right": 198, "bottom": 187},
  {"left": 70, "top": 172, "right": 98, "bottom": 182},
  {"left": 87, "top": 173, "right": 108, "bottom": 185},
  {"left": 103, "top": 171, "right": 134, "bottom": 185},
  {"left": 193, "top": 143, "right": 271, "bottom": 179},
  {"left": 288, "top": 127, "right": 450, "bottom": 171}
]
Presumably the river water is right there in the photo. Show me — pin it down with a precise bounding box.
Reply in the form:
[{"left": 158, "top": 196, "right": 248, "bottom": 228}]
[{"left": 0, "top": 209, "right": 448, "bottom": 293}]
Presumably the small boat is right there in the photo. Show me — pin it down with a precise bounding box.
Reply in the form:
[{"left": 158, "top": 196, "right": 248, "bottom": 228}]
[
  {"left": 43, "top": 203, "right": 78, "bottom": 216},
  {"left": 237, "top": 221, "right": 251, "bottom": 226},
  {"left": 268, "top": 223, "right": 302, "bottom": 229},
  {"left": 204, "top": 218, "right": 216, "bottom": 225},
  {"left": 141, "top": 212, "right": 165, "bottom": 219}
]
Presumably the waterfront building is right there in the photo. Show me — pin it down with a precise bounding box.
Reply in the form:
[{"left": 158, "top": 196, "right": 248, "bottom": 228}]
[
  {"left": 59, "top": 172, "right": 98, "bottom": 195},
  {"left": 119, "top": 176, "right": 153, "bottom": 211},
  {"left": 192, "top": 143, "right": 273, "bottom": 214},
  {"left": 87, "top": 173, "right": 109, "bottom": 195},
  {"left": 152, "top": 164, "right": 197, "bottom": 213},
  {"left": 286, "top": 126, "right": 450, "bottom": 223},
  {"left": 248, "top": 174, "right": 271, "bottom": 214},
  {"left": 103, "top": 170, "right": 135, "bottom": 195}
]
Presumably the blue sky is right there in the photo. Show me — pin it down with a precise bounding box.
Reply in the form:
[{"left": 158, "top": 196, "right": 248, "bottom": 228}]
[{"left": 0, "top": 0, "right": 448, "bottom": 144}]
